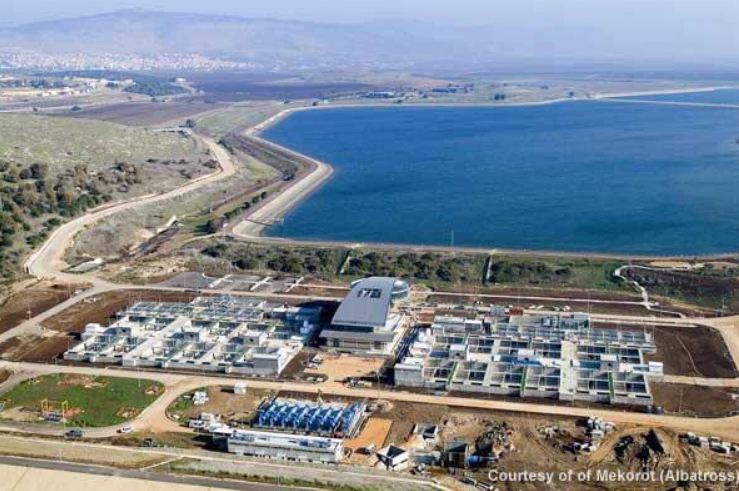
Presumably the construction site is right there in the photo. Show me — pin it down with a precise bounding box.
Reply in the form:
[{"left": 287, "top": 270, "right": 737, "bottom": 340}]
[
  {"left": 395, "top": 310, "right": 663, "bottom": 406},
  {"left": 164, "top": 384, "right": 739, "bottom": 490},
  {"left": 63, "top": 296, "right": 322, "bottom": 376}
]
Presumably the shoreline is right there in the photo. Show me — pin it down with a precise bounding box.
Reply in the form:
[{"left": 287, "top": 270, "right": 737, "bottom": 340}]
[
  {"left": 231, "top": 85, "right": 739, "bottom": 260},
  {"left": 230, "top": 231, "right": 739, "bottom": 262},
  {"left": 248, "top": 85, "right": 735, "bottom": 135}
]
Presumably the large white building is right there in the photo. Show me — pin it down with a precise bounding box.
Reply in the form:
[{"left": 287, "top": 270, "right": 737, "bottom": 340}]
[
  {"left": 64, "top": 296, "right": 321, "bottom": 376},
  {"left": 395, "top": 311, "right": 663, "bottom": 406},
  {"left": 320, "top": 277, "right": 409, "bottom": 355}
]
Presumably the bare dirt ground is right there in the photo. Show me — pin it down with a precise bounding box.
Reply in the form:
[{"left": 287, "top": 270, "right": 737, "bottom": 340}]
[
  {"left": 345, "top": 417, "right": 393, "bottom": 453},
  {"left": 63, "top": 101, "right": 228, "bottom": 126},
  {"left": 304, "top": 354, "right": 386, "bottom": 385},
  {"left": 370, "top": 400, "right": 739, "bottom": 491},
  {"left": 0, "top": 334, "right": 72, "bottom": 363},
  {"left": 0, "top": 290, "right": 205, "bottom": 363},
  {"left": 41, "top": 290, "right": 200, "bottom": 334},
  {"left": 0, "top": 282, "right": 88, "bottom": 334},
  {"left": 650, "top": 382, "right": 739, "bottom": 417},
  {"left": 166, "top": 385, "right": 273, "bottom": 426},
  {"left": 644, "top": 324, "right": 738, "bottom": 378}
]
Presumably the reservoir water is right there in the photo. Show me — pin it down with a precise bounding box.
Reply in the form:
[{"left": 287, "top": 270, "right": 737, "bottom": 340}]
[{"left": 262, "top": 97, "right": 739, "bottom": 255}]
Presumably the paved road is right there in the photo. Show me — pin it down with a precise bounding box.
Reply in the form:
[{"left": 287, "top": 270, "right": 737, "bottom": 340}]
[
  {"left": 0, "top": 434, "right": 442, "bottom": 491},
  {"left": 0, "top": 455, "right": 313, "bottom": 491}
]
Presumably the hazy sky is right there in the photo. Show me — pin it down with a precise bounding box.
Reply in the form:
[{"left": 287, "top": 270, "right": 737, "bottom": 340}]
[
  {"left": 2, "top": 0, "right": 739, "bottom": 29},
  {"left": 2, "top": 0, "right": 739, "bottom": 62}
]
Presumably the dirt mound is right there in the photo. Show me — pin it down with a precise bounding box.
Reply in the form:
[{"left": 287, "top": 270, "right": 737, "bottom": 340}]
[{"left": 607, "top": 429, "right": 679, "bottom": 473}]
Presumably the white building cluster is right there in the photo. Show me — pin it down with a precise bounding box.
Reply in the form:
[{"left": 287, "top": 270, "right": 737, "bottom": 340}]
[
  {"left": 64, "top": 296, "right": 321, "bottom": 376},
  {"left": 395, "top": 310, "right": 663, "bottom": 406}
]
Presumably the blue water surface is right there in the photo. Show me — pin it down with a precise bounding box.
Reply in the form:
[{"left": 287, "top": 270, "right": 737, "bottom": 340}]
[
  {"left": 620, "top": 88, "right": 739, "bottom": 105},
  {"left": 263, "top": 100, "right": 739, "bottom": 254}
]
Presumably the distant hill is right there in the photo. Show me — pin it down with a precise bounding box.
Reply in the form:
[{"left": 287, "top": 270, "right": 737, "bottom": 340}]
[{"left": 0, "top": 9, "right": 611, "bottom": 70}]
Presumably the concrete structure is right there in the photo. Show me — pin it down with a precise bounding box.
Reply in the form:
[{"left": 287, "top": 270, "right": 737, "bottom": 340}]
[
  {"left": 226, "top": 429, "right": 344, "bottom": 463},
  {"left": 64, "top": 296, "right": 321, "bottom": 376},
  {"left": 395, "top": 311, "right": 662, "bottom": 406},
  {"left": 377, "top": 445, "right": 410, "bottom": 471},
  {"left": 321, "top": 277, "right": 409, "bottom": 354}
]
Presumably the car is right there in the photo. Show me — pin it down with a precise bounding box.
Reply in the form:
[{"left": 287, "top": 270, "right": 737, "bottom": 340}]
[
  {"left": 117, "top": 425, "right": 134, "bottom": 434},
  {"left": 64, "top": 428, "right": 83, "bottom": 439}
]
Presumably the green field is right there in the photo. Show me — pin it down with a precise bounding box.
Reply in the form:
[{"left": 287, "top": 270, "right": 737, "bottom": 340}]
[
  {"left": 0, "top": 112, "right": 213, "bottom": 289},
  {"left": 185, "top": 239, "right": 628, "bottom": 291},
  {"left": 0, "top": 113, "right": 202, "bottom": 177},
  {"left": 0, "top": 373, "right": 163, "bottom": 427},
  {"left": 195, "top": 102, "right": 290, "bottom": 137}
]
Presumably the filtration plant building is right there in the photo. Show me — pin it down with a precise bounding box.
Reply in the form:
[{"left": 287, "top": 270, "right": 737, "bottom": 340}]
[
  {"left": 254, "top": 397, "right": 366, "bottom": 438},
  {"left": 395, "top": 311, "right": 663, "bottom": 406},
  {"left": 64, "top": 296, "right": 321, "bottom": 376}
]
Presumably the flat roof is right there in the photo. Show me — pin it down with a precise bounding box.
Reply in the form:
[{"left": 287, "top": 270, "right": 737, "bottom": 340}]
[{"left": 331, "top": 277, "right": 396, "bottom": 329}]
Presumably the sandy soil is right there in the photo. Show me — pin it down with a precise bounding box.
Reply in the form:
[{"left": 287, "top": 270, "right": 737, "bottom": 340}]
[
  {"left": 0, "top": 282, "right": 87, "bottom": 334},
  {"left": 41, "top": 290, "right": 200, "bottom": 334},
  {"left": 345, "top": 417, "right": 393, "bottom": 452},
  {"left": 304, "top": 354, "right": 386, "bottom": 385}
]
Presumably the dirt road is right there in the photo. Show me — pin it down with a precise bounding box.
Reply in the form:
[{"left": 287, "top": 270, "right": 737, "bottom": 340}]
[
  {"left": 0, "top": 135, "right": 238, "bottom": 347},
  {"left": 3, "top": 361, "right": 739, "bottom": 443}
]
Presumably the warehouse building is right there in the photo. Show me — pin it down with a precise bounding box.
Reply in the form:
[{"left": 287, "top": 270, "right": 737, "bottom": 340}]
[
  {"left": 226, "top": 430, "right": 344, "bottom": 463},
  {"left": 395, "top": 311, "right": 662, "bottom": 406},
  {"left": 320, "top": 277, "right": 409, "bottom": 355},
  {"left": 64, "top": 296, "right": 320, "bottom": 376}
]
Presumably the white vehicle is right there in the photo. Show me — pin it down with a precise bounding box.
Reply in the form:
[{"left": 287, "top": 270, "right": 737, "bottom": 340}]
[{"left": 118, "top": 425, "right": 134, "bottom": 434}]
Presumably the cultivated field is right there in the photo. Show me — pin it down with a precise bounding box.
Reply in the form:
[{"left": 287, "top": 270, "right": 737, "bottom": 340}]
[{"left": 63, "top": 100, "right": 227, "bottom": 127}]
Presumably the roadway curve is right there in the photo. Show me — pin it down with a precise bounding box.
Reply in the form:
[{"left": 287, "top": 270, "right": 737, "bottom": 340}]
[
  {"left": 24, "top": 135, "right": 236, "bottom": 285},
  {"left": 3, "top": 360, "right": 739, "bottom": 443},
  {"left": 0, "top": 135, "right": 237, "bottom": 347}
]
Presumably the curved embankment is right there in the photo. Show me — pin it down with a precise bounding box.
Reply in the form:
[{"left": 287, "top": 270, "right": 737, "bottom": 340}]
[
  {"left": 5, "top": 99, "right": 739, "bottom": 444},
  {"left": 231, "top": 102, "right": 739, "bottom": 262},
  {"left": 232, "top": 109, "right": 334, "bottom": 238}
]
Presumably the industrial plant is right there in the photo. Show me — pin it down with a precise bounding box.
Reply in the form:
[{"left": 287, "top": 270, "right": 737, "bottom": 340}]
[
  {"left": 63, "top": 296, "right": 321, "bottom": 376},
  {"left": 394, "top": 310, "right": 663, "bottom": 406}
]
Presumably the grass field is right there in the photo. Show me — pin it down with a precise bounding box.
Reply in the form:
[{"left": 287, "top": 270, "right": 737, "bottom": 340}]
[
  {"left": 0, "top": 113, "right": 203, "bottom": 182},
  {"left": 64, "top": 151, "right": 275, "bottom": 263},
  {"left": 0, "top": 373, "right": 163, "bottom": 427},
  {"left": 194, "top": 101, "right": 290, "bottom": 136}
]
